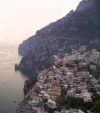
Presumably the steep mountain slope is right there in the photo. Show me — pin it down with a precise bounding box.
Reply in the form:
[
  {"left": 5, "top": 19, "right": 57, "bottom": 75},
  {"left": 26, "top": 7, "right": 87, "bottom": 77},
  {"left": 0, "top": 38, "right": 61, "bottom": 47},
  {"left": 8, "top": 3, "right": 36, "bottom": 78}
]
[{"left": 18, "top": 0, "right": 100, "bottom": 70}]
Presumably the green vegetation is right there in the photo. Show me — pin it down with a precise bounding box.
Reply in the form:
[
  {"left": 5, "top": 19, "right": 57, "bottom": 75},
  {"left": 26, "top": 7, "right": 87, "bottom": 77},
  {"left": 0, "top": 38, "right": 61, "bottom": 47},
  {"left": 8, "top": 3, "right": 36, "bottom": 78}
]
[
  {"left": 89, "top": 66, "right": 100, "bottom": 79},
  {"left": 91, "top": 100, "right": 100, "bottom": 113},
  {"left": 56, "top": 96, "right": 93, "bottom": 112},
  {"left": 24, "top": 74, "right": 37, "bottom": 95}
]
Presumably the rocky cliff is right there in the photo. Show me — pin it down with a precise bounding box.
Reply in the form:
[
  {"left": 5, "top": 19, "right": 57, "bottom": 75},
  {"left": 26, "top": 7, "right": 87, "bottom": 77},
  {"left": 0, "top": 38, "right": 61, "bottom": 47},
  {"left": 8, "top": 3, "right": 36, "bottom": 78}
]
[
  {"left": 18, "top": 0, "right": 100, "bottom": 71},
  {"left": 76, "top": 0, "right": 95, "bottom": 11}
]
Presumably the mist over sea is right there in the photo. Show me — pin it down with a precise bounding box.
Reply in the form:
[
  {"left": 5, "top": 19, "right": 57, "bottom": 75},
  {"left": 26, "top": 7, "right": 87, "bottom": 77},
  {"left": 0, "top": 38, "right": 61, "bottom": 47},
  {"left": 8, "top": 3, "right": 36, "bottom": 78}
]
[{"left": 0, "top": 42, "right": 33, "bottom": 113}]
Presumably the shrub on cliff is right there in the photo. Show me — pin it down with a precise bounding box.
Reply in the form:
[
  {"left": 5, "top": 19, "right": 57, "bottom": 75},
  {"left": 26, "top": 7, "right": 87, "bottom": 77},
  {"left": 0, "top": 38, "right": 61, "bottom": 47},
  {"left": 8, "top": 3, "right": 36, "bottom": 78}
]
[{"left": 91, "top": 100, "right": 100, "bottom": 113}]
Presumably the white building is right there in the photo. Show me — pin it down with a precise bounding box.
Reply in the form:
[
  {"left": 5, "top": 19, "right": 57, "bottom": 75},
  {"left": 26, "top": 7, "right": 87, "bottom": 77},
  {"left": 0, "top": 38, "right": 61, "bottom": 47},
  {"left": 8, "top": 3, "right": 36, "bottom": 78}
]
[
  {"left": 78, "top": 109, "right": 85, "bottom": 113},
  {"left": 46, "top": 99, "right": 56, "bottom": 108}
]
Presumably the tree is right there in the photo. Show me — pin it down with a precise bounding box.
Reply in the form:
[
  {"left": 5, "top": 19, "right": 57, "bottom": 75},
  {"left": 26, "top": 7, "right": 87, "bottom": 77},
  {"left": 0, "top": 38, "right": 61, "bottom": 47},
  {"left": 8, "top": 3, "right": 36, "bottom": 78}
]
[{"left": 91, "top": 100, "right": 100, "bottom": 113}]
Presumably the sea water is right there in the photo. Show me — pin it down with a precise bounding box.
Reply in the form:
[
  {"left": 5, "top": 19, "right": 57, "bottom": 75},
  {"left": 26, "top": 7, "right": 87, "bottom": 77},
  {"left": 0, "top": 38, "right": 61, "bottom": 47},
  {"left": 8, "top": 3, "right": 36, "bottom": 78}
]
[{"left": 0, "top": 42, "right": 34, "bottom": 113}]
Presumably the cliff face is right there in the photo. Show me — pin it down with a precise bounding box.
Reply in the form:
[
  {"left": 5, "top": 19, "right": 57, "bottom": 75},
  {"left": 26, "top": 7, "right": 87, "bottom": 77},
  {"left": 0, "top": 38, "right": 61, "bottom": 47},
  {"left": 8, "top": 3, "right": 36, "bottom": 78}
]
[
  {"left": 76, "top": 0, "right": 95, "bottom": 11},
  {"left": 18, "top": 0, "right": 100, "bottom": 70},
  {"left": 18, "top": 10, "right": 74, "bottom": 56}
]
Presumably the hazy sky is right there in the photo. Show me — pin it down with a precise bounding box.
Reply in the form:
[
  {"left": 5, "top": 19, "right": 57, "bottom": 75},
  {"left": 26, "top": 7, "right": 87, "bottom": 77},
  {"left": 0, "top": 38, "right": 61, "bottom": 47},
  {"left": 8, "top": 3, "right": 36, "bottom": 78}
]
[{"left": 0, "top": 0, "right": 81, "bottom": 44}]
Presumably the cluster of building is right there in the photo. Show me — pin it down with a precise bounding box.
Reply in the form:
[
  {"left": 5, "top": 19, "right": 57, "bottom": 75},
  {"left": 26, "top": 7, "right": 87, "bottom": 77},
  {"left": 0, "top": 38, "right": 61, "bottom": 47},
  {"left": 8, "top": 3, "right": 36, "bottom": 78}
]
[{"left": 18, "top": 48, "right": 100, "bottom": 113}]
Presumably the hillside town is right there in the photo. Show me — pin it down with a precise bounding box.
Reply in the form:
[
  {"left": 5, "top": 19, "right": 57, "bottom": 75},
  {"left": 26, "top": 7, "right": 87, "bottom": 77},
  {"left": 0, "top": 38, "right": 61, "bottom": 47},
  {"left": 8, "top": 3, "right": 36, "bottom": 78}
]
[{"left": 16, "top": 47, "right": 100, "bottom": 113}]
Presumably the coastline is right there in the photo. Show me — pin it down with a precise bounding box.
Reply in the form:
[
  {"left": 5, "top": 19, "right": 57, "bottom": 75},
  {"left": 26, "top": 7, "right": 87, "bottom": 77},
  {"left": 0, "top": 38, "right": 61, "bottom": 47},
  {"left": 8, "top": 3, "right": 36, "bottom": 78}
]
[
  {"left": 16, "top": 71, "right": 38, "bottom": 113},
  {"left": 16, "top": 49, "right": 100, "bottom": 113}
]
